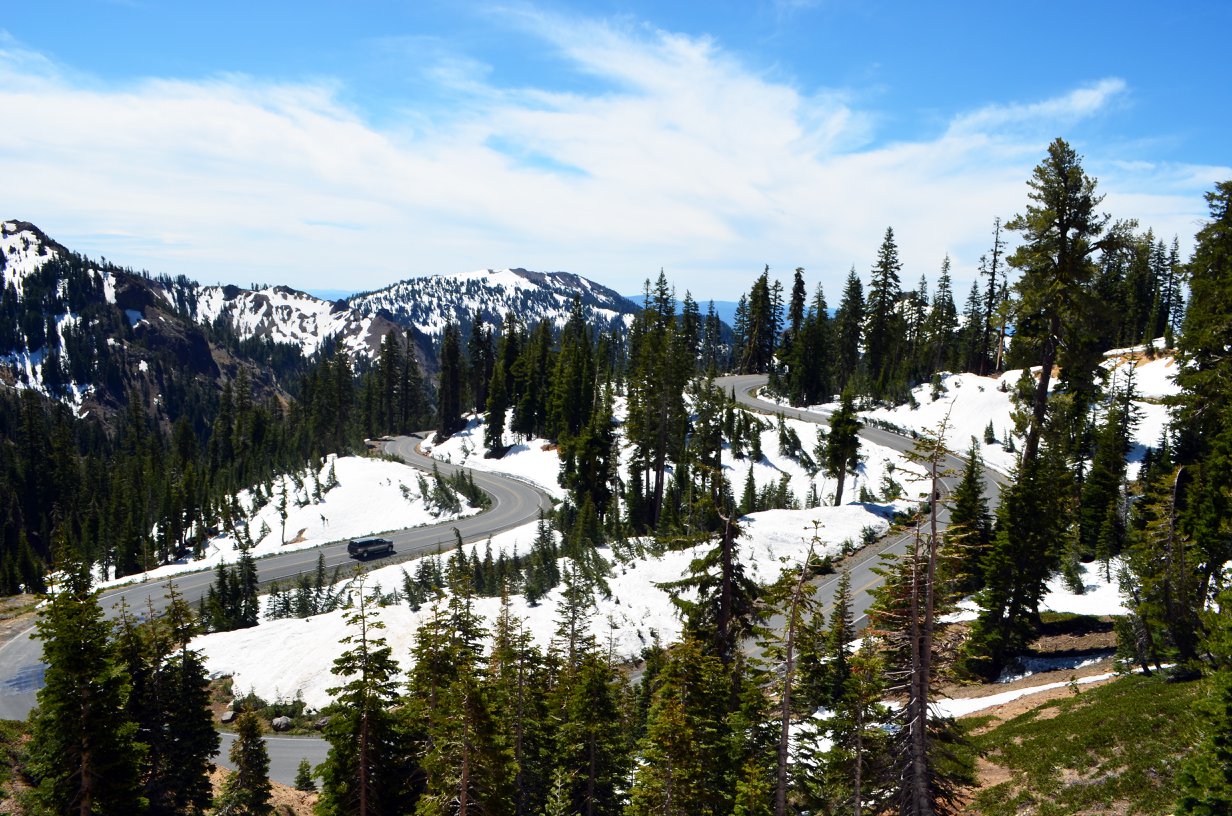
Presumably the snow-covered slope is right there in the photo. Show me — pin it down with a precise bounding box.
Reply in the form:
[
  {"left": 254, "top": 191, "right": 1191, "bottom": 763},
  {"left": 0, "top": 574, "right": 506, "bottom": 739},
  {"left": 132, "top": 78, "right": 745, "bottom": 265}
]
[
  {"left": 348, "top": 268, "right": 640, "bottom": 338},
  {"left": 188, "top": 283, "right": 390, "bottom": 358},
  {"left": 1, "top": 220, "right": 234, "bottom": 419}
]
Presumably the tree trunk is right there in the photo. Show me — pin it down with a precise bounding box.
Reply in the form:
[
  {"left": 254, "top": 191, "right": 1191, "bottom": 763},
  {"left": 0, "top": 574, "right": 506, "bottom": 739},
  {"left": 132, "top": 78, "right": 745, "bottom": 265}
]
[
  {"left": 776, "top": 546, "right": 814, "bottom": 816},
  {"left": 1022, "top": 313, "right": 1060, "bottom": 466}
]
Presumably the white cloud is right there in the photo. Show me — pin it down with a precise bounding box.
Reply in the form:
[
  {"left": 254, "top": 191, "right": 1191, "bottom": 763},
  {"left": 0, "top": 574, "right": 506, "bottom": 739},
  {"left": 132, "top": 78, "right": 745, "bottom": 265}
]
[{"left": 0, "top": 19, "right": 1223, "bottom": 299}]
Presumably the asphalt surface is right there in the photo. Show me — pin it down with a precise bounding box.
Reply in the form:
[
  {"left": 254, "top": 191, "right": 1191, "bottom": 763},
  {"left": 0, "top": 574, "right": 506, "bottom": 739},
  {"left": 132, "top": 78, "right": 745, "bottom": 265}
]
[
  {"left": 0, "top": 435, "right": 552, "bottom": 782},
  {"left": 715, "top": 374, "right": 1008, "bottom": 629}
]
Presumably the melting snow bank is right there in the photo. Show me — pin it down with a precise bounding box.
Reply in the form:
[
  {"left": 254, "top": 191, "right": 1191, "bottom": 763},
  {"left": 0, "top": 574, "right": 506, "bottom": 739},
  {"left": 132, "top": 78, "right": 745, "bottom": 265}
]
[{"left": 933, "top": 671, "right": 1120, "bottom": 719}]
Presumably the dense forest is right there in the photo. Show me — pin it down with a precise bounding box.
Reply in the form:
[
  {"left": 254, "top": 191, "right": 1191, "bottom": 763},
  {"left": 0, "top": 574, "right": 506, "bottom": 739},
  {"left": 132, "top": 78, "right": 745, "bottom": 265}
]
[{"left": 5, "top": 140, "right": 1232, "bottom": 814}]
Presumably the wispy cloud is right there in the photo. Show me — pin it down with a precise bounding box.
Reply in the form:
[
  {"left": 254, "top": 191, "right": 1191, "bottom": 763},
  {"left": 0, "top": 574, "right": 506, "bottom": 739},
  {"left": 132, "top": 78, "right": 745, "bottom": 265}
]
[
  {"left": 0, "top": 18, "right": 1221, "bottom": 298},
  {"left": 948, "top": 78, "right": 1129, "bottom": 136}
]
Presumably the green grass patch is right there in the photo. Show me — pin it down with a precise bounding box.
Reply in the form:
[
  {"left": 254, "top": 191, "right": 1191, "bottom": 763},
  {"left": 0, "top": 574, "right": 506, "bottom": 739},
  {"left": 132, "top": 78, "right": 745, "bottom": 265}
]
[
  {"left": 0, "top": 718, "right": 28, "bottom": 789},
  {"left": 970, "top": 673, "right": 1205, "bottom": 815}
]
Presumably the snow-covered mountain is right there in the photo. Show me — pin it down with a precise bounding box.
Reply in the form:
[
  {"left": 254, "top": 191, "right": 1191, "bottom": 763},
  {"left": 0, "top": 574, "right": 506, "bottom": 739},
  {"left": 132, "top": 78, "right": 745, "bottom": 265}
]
[
  {"left": 3, "top": 221, "right": 639, "bottom": 403},
  {"left": 179, "top": 267, "right": 640, "bottom": 364},
  {"left": 0, "top": 220, "right": 300, "bottom": 425},
  {"left": 182, "top": 283, "right": 400, "bottom": 359},
  {"left": 349, "top": 268, "right": 640, "bottom": 338}
]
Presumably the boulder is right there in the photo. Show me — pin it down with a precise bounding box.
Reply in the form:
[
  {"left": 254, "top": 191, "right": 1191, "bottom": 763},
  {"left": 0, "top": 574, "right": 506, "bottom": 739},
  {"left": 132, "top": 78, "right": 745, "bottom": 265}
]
[
  {"left": 220, "top": 710, "right": 237, "bottom": 724},
  {"left": 271, "top": 716, "right": 293, "bottom": 732}
]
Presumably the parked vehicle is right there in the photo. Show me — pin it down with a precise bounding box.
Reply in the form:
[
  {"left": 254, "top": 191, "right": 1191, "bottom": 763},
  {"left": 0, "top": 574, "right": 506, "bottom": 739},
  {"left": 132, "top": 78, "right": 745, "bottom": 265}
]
[{"left": 347, "top": 537, "right": 395, "bottom": 559}]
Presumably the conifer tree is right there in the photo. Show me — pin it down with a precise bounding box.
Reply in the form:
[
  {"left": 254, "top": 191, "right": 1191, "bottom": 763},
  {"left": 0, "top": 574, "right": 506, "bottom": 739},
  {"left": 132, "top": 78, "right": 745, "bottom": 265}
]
[
  {"left": 143, "top": 586, "right": 219, "bottom": 815},
  {"left": 319, "top": 579, "right": 419, "bottom": 816},
  {"left": 436, "top": 322, "right": 465, "bottom": 441},
  {"left": 865, "top": 228, "right": 905, "bottom": 400},
  {"left": 1177, "top": 587, "right": 1232, "bottom": 813},
  {"left": 512, "top": 321, "right": 554, "bottom": 440},
  {"left": 468, "top": 310, "right": 495, "bottom": 415},
  {"left": 627, "top": 638, "right": 735, "bottom": 816},
  {"left": 979, "top": 218, "right": 1006, "bottom": 374},
  {"left": 922, "top": 256, "right": 959, "bottom": 377},
  {"left": 484, "top": 359, "right": 510, "bottom": 455},
  {"left": 548, "top": 296, "right": 594, "bottom": 442},
  {"left": 217, "top": 711, "right": 273, "bottom": 816},
  {"left": 1006, "top": 138, "right": 1115, "bottom": 466},
  {"left": 553, "top": 645, "right": 630, "bottom": 816},
  {"left": 834, "top": 268, "right": 865, "bottom": 394},
  {"left": 824, "top": 391, "right": 862, "bottom": 506},
  {"left": 964, "top": 437, "right": 1070, "bottom": 678},
  {"left": 28, "top": 558, "right": 146, "bottom": 816},
  {"left": 1174, "top": 180, "right": 1232, "bottom": 611},
  {"left": 295, "top": 758, "right": 317, "bottom": 792},
  {"left": 488, "top": 591, "right": 553, "bottom": 816},
  {"left": 870, "top": 424, "right": 974, "bottom": 814},
  {"left": 941, "top": 441, "right": 993, "bottom": 597}
]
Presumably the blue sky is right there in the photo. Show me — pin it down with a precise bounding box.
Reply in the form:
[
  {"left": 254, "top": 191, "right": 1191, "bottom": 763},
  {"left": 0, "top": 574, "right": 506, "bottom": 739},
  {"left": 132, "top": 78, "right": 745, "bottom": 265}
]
[{"left": 2, "top": 1, "right": 1228, "bottom": 300}]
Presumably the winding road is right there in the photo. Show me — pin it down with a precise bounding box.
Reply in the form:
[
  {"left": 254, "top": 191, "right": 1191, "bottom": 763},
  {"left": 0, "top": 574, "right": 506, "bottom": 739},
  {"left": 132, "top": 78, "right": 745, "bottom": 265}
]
[
  {"left": 716, "top": 374, "right": 1008, "bottom": 629},
  {"left": 0, "top": 435, "right": 553, "bottom": 781},
  {"left": 0, "top": 379, "right": 1006, "bottom": 784}
]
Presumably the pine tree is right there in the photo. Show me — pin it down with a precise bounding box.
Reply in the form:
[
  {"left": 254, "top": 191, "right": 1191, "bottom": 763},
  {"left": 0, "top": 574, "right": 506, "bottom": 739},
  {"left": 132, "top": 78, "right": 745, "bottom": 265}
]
[
  {"left": 295, "top": 758, "right": 317, "bottom": 792},
  {"left": 548, "top": 296, "right": 595, "bottom": 442},
  {"left": 1174, "top": 180, "right": 1232, "bottom": 614},
  {"left": 964, "top": 438, "right": 1070, "bottom": 678},
  {"left": 149, "top": 586, "right": 219, "bottom": 815},
  {"left": 942, "top": 442, "right": 993, "bottom": 597},
  {"left": 825, "top": 391, "right": 862, "bottom": 506},
  {"left": 834, "top": 268, "right": 867, "bottom": 394},
  {"left": 921, "top": 256, "right": 959, "bottom": 377},
  {"left": 1006, "top": 138, "right": 1114, "bottom": 466},
  {"left": 979, "top": 218, "right": 1006, "bottom": 375},
  {"left": 627, "top": 638, "right": 735, "bottom": 816},
  {"left": 488, "top": 591, "right": 554, "bottom": 816},
  {"left": 553, "top": 646, "right": 630, "bottom": 816},
  {"left": 217, "top": 711, "right": 273, "bottom": 816},
  {"left": 1177, "top": 587, "right": 1232, "bottom": 813},
  {"left": 436, "top": 322, "right": 465, "bottom": 441},
  {"left": 865, "top": 228, "right": 905, "bottom": 400},
  {"left": 485, "top": 358, "right": 510, "bottom": 456},
  {"left": 319, "top": 579, "right": 420, "bottom": 816},
  {"left": 28, "top": 559, "right": 146, "bottom": 816}
]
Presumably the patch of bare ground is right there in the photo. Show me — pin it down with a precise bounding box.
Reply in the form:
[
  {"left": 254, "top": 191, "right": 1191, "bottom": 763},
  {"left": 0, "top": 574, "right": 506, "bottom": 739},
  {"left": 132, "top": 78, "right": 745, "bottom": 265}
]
[
  {"left": 0, "top": 594, "right": 38, "bottom": 649},
  {"left": 210, "top": 766, "right": 317, "bottom": 816}
]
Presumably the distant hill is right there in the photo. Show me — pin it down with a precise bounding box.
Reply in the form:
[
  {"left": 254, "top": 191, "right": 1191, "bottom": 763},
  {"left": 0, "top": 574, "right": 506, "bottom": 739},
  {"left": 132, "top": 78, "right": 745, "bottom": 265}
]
[{"left": 350, "top": 268, "right": 641, "bottom": 341}]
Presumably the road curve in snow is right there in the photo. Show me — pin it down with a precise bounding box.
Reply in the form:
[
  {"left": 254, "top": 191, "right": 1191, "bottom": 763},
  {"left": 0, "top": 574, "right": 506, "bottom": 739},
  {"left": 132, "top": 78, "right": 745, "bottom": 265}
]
[
  {"left": 715, "top": 374, "right": 1008, "bottom": 628},
  {"left": 0, "top": 435, "right": 553, "bottom": 781}
]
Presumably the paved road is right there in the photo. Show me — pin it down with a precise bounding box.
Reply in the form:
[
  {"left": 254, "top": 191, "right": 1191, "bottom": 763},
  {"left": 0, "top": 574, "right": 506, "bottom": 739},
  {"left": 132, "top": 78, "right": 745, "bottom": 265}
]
[
  {"left": 716, "top": 374, "right": 1008, "bottom": 628},
  {"left": 0, "top": 435, "right": 552, "bottom": 782}
]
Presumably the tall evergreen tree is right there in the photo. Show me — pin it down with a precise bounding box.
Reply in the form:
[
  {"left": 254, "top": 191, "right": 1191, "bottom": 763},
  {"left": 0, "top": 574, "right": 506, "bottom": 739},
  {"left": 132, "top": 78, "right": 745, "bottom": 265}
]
[
  {"left": 436, "top": 322, "right": 465, "bottom": 441},
  {"left": 627, "top": 638, "right": 735, "bottom": 816},
  {"left": 864, "top": 228, "right": 905, "bottom": 400},
  {"left": 833, "top": 268, "right": 865, "bottom": 393},
  {"left": 216, "top": 711, "right": 273, "bottom": 816},
  {"left": 824, "top": 391, "right": 862, "bottom": 506},
  {"left": 1006, "top": 138, "right": 1116, "bottom": 466},
  {"left": 28, "top": 558, "right": 145, "bottom": 816},
  {"left": 319, "top": 580, "right": 420, "bottom": 816}
]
